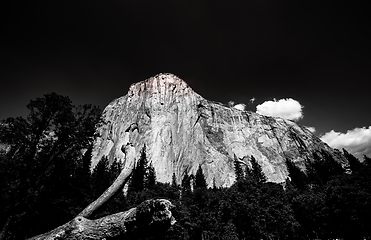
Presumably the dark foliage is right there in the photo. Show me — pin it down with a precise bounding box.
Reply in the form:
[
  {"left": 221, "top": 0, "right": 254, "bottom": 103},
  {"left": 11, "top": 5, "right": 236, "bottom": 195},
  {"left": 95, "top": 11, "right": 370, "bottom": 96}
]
[
  {"left": 364, "top": 155, "right": 371, "bottom": 168},
  {"left": 194, "top": 165, "right": 207, "bottom": 189},
  {"left": 146, "top": 161, "right": 157, "bottom": 190},
  {"left": 2, "top": 94, "right": 371, "bottom": 240},
  {"left": 181, "top": 172, "right": 192, "bottom": 193},
  {"left": 311, "top": 150, "right": 344, "bottom": 184},
  {"left": 250, "top": 155, "right": 267, "bottom": 184},
  {"left": 128, "top": 145, "right": 148, "bottom": 193},
  {"left": 0, "top": 93, "right": 102, "bottom": 240},
  {"left": 233, "top": 155, "right": 244, "bottom": 183},
  {"left": 285, "top": 158, "right": 308, "bottom": 190},
  {"left": 171, "top": 173, "right": 178, "bottom": 188}
]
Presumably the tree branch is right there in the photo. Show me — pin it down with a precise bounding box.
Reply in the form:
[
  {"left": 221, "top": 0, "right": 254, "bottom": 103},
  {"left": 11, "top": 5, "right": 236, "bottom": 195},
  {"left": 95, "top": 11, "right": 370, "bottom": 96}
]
[{"left": 79, "top": 143, "right": 136, "bottom": 218}]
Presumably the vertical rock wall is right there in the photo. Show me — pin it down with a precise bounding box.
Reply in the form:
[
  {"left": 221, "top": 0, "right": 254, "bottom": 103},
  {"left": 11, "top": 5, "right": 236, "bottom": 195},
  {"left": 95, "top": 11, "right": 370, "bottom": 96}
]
[{"left": 92, "top": 73, "right": 349, "bottom": 187}]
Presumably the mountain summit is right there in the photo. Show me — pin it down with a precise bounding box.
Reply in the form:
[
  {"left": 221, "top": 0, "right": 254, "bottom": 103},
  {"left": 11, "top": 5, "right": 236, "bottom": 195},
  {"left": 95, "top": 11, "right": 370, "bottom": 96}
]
[{"left": 92, "top": 73, "right": 348, "bottom": 187}]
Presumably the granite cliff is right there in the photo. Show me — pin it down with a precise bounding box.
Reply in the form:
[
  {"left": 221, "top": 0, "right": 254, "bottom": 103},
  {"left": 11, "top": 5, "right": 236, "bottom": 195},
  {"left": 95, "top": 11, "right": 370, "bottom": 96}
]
[{"left": 91, "top": 73, "right": 349, "bottom": 187}]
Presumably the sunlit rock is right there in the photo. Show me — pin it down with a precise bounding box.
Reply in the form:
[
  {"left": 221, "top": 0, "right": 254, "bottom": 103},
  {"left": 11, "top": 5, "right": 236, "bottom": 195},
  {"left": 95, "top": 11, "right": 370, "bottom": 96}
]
[{"left": 92, "top": 73, "right": 349, "bottom": 187}]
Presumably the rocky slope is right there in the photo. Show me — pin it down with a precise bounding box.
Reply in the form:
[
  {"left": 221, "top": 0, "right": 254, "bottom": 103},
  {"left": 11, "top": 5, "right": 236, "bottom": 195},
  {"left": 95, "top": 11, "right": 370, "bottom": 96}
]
[{"left": 91, "top": 73, "right": 349, "bottom": 187}]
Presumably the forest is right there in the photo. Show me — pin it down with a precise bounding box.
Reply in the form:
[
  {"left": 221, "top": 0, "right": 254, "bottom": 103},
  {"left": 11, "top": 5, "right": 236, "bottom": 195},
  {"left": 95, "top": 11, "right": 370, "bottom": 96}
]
[{"left": 1, "top": 93, "right": 371, "bottom": 240}]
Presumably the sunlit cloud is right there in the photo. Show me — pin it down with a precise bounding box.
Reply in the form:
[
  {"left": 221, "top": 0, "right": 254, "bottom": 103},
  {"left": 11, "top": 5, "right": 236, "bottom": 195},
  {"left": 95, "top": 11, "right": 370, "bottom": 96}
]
[
  {"left": 256, "top": 98, "right": 303, "bottom": 121},
  {"left": 320, "top": 126, "right": 371, "bottom": 159},
  {"left": 249, "top": 97, "right": 256, "bottom": 104}
]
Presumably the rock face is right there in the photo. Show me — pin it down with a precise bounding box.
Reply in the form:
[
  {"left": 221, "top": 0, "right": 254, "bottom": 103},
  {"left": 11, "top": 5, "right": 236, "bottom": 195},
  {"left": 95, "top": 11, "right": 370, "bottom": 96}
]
[{"left": 92, "top": 73, "right": 349, "bottom": 187}]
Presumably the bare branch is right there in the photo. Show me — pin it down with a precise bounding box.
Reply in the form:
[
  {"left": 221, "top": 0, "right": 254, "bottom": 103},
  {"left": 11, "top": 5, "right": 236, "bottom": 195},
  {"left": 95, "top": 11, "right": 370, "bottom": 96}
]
[{"left": 79, "top": 144, "right": 136, "bottom": 218}]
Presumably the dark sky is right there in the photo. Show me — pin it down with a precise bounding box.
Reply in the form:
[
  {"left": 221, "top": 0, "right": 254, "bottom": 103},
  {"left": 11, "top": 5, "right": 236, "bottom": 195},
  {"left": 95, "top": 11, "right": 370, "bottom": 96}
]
[{"left": 1, "top": 0, "right": 370, "bottom": 155}]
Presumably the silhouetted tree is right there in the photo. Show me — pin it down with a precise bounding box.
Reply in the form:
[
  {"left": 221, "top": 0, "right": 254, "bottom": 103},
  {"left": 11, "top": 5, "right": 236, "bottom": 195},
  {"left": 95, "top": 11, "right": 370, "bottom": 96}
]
[
  {"left": 0, "top": 93, "right": 101, "bottom": 240},
  {"left": 145, "top": 161, "right": 156, "bottom": 190},
  {"left": 251, "top": 155, "right": 266, "bottom": 184},
  {"left": 171, "top": 173, "right": 178, "bottom": 188},
  {"left": 91, "top": 156, "right": 111, "bottom": 198},
  {"left": 195, "top": 165, "right": 207, "bottom": 189},
  {"left": 285, "top": 158, "right": 308, "bottom": 190},
  {"left": 312, "top": 150, "right": 344, "bottom": 183},
  {"left": 234, "top": 155, "right": 244, "bottom": 182},
  {"left": 108, "top": 158, "right": 123, "bottom": 184},
  {"left": 128, "top": 146, "right": 148, "bottom": 193},
  {"left": 181, "top": 172, "right": 192, "bottom": 193},
  {"left": 212, "top": 177, "right": 217, "bottom": 190}
]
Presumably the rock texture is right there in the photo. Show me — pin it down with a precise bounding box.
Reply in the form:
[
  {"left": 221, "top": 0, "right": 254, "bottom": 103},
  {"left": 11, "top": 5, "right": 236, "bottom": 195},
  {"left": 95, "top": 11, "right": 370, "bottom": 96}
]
[{"left": 92, "top": 73, "right": 349, "bottom": 187}]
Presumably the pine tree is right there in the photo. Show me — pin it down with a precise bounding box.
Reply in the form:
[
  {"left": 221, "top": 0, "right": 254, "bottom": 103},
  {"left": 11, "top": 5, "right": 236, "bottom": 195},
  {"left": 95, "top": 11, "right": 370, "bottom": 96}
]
[
  {"left": 91, "top": 156, "right": 111, "bottom": 197},
  {"left": 212, "top": 177, "right": 217, "bottom": 190},
  {"left": 285, "top": 158, "right": 308, "bottom": 190},
  {"left": 181, "top": 172, "right": 192, "bottom": 193},
  {"left": 251, "top": 155, "right": 266, "bottom": 184},
  {"left": 128, "top": 145, "right": 148, "bottom": 192},
  {"left": 195, "top": 165, "right": 207, "bottom": 189},
  {"left": 312, "top": 150, "right": 344, "bottom": 183},
  {"left": 145, "top": 161, "right": 156, "bottom": 189},
  {"left": 81, "top": 145, "right": 93, "bottom": 184},
  {"left": 321, "top": 149, "right": 344, "bottom": 176},
  {"left": 109, "top": 158, "right": 122, "bottom": 184},
  {"left": 171, "top": 172, "right": 178, "bottom": 188},
  {"left": 306, "top": 162, "right": 323, "bottom": 186},
  {"left": 234, "top": 155, "right": 244, "bottom": 182}
]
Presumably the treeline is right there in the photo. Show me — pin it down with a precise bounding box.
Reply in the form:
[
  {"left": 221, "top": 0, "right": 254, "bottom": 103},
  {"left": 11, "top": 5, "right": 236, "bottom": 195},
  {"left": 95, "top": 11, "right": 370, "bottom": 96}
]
[
  {"left": 1, "top": 93, "right": 371, "bottom": 240},
  {"left": 117, "top": 150, "right": 371, "bottom": 240},
  {"left": 85, "top": 146, "right": 371, "bottom": 240}
]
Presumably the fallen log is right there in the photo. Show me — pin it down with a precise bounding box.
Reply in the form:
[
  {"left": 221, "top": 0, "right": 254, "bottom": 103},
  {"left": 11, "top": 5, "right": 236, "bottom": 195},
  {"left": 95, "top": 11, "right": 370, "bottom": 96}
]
[{"left": 28, "top": 199, "right": 175, "bottom": 240}]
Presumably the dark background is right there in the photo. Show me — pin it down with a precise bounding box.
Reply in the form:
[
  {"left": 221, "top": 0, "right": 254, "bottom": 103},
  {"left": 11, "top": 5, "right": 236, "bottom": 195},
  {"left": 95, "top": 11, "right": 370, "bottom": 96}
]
[{"left": 1, "top": 0, "right": 370, "bottom": 136}]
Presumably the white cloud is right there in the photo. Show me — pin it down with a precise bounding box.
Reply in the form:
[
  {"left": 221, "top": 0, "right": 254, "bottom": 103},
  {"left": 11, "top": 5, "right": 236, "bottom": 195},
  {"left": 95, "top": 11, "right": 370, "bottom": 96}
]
[
  {"left": 320, "top": 126, "right": 371, "bottom": 159},
  {"left": 256, "top": 98, "right": 303, "bottom": 121},
  {"left": 305, "top": 126, "right": 316, "bottom": 133},
  {"left": 234, "top": 103, "right": 246, "bottom": 111},
  {"left": 249, "top": 97, "right": 256, "bottom": 104}
]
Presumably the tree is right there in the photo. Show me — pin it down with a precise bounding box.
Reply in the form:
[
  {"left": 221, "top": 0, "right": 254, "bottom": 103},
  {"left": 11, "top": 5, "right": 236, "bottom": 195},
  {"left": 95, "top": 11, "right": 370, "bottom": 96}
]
[
  {"left": 145, "top": 161, "right": 156, "bottom": 190},
  {"left": 195, "top": 165, "right": 207, "bottom": 189},
  {"left": 212, "top": 177, "right": 217, "bottom": 190},
  {"left": 181, "top": 172, "right": 192, "bottom": 193},
  {"left": 171, "top": 173, "right": 178, "bottom": 188},
  {"left": 91, "top": 156, "right": 111, "bottom": 198},
  {"left": 250, "top": 155, "right": 267, "bottom": 184},
  {"left": 0, "top": 93, "right": 102, "bottom": 240},
  {"left": 0, "top": 94, "right": 176, "bottom": 240},
  {"left": 285, "top": 158, "right": 308, "bottom": 190},
  {"left": 234, "top": 155, "right": 244, "bottom": 182},
  {"left": 311, "top": 150, "right": 344, "bottom": 183},
  {"left": 128, "top": 145, "right": 148, "bottom": 193},
  {"left": 81, "top": 146, "right": 93, "bottom": 184}
]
